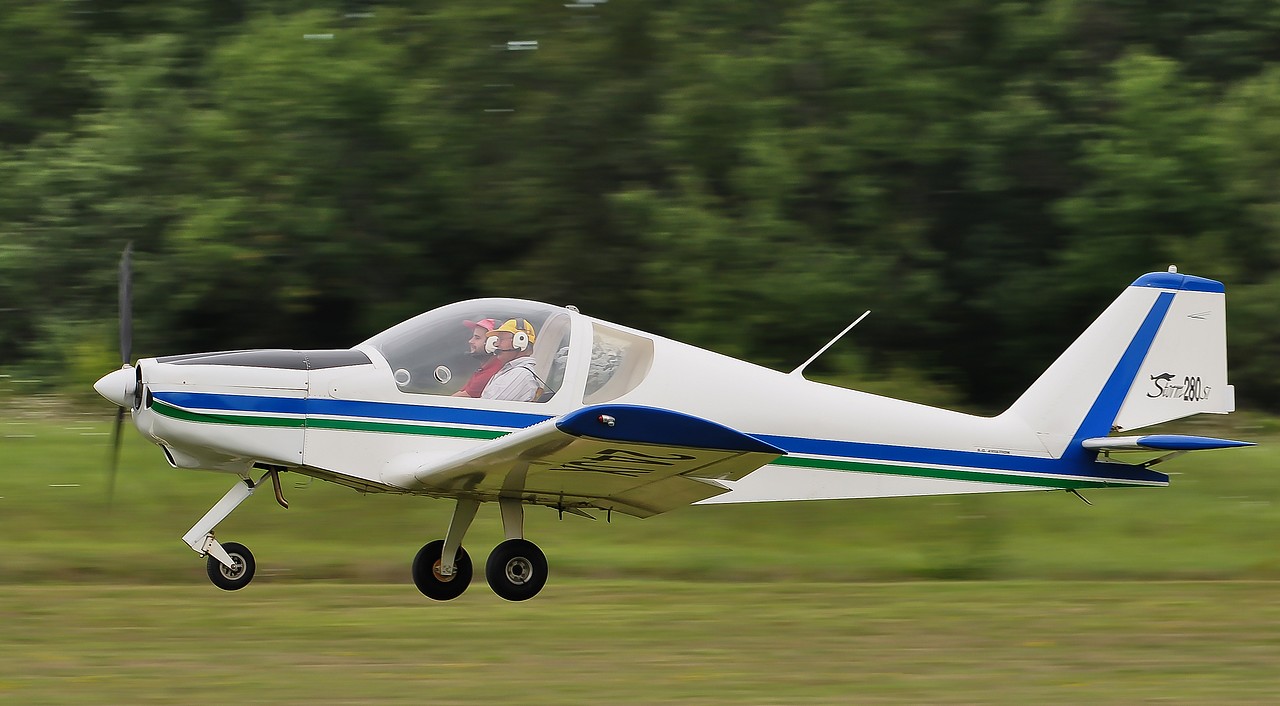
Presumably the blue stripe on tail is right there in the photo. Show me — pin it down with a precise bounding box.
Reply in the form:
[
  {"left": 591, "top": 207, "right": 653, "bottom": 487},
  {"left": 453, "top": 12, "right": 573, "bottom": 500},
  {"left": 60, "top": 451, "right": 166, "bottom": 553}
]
[{"left": 1064, "top": 291, "right": 1175, "bottom": 464}]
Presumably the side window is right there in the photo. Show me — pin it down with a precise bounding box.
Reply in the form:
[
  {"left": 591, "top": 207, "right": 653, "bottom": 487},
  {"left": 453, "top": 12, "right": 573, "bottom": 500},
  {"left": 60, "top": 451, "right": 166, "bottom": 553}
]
[{"left": 584, "top": 324, "right": 653, "bottom": 404}]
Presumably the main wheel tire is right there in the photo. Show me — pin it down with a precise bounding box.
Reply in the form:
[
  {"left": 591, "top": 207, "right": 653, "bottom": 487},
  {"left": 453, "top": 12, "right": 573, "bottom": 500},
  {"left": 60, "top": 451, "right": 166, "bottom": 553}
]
[
  {"left": 486, "top": 538, "right": 548, "bottom": 602},
  {"left": 411, "top": 539, "right": 472, "bottom": 601},
  {"left": 206, "top": 541, "right": 255, "bottom": 591}
]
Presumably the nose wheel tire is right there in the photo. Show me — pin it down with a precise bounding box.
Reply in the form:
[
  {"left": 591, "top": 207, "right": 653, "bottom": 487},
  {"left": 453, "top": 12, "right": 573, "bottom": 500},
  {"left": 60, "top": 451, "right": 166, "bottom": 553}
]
[
  {"left": 412, "top": 539, "right": 472, "bottom": 601},
  {"left": 486, "top": 538, "right": 548, "bottom": 602},
  {"left": 206, "top": 541, "right": 255, "bottom": 591}
]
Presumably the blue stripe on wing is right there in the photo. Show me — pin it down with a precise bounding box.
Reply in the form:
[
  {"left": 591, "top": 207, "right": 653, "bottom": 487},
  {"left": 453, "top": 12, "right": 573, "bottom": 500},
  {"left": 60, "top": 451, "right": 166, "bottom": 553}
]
[{"left": 557, "top": 404, "right": 785, "bottom": 455}]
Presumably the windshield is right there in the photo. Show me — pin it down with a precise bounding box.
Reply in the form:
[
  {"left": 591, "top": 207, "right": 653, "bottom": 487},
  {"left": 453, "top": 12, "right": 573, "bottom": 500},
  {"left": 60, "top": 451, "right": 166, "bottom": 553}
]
[{"left": 363, "top": 299, "right": 571, "bottom": 400}]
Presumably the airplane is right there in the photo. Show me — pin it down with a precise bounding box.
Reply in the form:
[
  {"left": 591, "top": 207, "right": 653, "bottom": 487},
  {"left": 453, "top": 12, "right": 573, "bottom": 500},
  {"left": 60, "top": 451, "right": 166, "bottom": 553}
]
[{"left": 94, "top": 253, "right": 1253, "bottom": 602}]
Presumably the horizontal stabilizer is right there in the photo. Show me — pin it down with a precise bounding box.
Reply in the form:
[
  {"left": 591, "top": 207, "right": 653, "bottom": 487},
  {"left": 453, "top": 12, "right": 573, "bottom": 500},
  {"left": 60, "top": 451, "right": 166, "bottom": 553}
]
[{"left": 1081, "top": 434, "right": 1254, "bottom": 452}]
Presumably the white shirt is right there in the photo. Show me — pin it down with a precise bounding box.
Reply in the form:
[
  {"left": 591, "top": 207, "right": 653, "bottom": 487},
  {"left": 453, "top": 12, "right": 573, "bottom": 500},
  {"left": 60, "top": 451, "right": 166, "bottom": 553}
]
[{"left": 480, "top": 356, "right": 540, "bottom": 401}]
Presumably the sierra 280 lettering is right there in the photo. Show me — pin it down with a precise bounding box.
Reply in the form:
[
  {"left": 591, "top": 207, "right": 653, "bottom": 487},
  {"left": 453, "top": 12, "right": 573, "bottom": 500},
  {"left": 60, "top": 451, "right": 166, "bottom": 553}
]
[{"left": 1147, "top": 372, "right": 1211, "bottom": 402}]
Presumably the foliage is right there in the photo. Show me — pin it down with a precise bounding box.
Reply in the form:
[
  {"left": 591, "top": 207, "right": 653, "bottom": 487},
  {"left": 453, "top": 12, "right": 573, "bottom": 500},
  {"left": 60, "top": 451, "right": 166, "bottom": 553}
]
[{"left": 2, "top": 1, "right": 1280, "bottom": 409}]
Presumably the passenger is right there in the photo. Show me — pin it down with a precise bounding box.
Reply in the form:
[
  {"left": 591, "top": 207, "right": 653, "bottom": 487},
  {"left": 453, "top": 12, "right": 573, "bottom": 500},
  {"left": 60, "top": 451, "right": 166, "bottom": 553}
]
[
  {"left": 452, "top": 318, "right": 502, "bottom": 398},
  {"left": 480, "top": 319, "right": 540, "bottom": 402}
]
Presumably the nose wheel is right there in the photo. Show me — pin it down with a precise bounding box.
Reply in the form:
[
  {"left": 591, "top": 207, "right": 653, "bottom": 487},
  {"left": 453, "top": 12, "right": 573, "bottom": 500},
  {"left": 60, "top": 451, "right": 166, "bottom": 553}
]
[{"left": 206, "top": 541, "right": 255, "bottom": 591}]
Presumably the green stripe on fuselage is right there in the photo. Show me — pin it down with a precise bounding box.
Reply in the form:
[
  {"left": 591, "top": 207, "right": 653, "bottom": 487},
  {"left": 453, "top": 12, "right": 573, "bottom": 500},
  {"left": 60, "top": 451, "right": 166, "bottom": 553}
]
[
  {"left": 151, "top": 400, "right": 1150, "bottom": 489},
  {"left": 306, "top": 417, "right": 506, "bottom": 439},
  {"left": 152, "top": 400, "right": 304, "bottom": 428},
  {"left": 151, "top": 400, "right": 506, "bottom": 440},
  {"left": 771, "top": 455, "right": 1153, "bottom": 489}
]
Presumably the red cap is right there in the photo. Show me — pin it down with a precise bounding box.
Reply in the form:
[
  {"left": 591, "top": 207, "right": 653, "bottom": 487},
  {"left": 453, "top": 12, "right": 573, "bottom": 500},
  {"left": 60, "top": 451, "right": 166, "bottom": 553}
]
[{"left": 463, "top": 318, "right": 497, "bottom": 332}]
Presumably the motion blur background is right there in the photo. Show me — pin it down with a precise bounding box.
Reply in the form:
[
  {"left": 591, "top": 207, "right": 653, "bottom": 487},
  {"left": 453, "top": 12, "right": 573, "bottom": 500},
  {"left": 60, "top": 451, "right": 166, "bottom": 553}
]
[
  {"left": 3, "top": 0, "right": 1280, "bottom": 413},
  {"left": 5, "top": 7, "right": 1280, "bottom": 701}
]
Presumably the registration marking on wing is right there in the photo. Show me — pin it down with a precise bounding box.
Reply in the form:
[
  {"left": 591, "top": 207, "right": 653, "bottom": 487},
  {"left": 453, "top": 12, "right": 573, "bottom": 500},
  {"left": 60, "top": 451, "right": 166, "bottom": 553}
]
[{"left": 551, "top": 447, "right": 699, "bottom": 477}]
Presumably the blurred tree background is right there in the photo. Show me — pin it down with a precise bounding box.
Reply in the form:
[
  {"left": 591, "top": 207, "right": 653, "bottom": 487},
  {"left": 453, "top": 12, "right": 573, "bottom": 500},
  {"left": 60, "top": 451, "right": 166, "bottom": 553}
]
[{"left": 2, "top": 0, "right": 1279, "bottom": 412}]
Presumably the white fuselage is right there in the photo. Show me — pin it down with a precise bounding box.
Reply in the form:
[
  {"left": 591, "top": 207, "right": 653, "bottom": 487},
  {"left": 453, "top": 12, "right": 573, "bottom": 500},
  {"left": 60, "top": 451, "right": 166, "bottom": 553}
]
[{"left": 125, "top": 292, "right": 1178, "bottom": 508}]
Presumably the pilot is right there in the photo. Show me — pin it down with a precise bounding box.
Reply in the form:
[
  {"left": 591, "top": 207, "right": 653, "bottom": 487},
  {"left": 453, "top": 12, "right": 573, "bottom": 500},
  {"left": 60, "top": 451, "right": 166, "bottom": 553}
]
[
  {"left": 452, "top": 318, "right": 501, "bottom": 397},
  {"left": 480, "top": 319, "right": 541, "bottom": 402}
]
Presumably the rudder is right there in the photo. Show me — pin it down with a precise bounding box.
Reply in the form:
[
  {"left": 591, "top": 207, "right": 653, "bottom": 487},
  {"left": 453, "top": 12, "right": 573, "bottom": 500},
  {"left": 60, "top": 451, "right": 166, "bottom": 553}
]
[{"left": 1110, "top": 272, "right": 1233, "bottom": 429}]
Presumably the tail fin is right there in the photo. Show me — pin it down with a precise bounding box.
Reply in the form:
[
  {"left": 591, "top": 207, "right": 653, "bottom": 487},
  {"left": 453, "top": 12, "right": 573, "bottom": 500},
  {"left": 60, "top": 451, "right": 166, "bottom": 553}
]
[{"left": 1003, "top": 270, "right": 1234, "bottom": 456}]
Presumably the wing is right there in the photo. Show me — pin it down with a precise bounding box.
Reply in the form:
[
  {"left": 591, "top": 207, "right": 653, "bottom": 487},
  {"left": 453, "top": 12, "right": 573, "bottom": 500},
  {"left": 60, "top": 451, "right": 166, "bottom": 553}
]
[{"left": 383, "top": 404, "right": 785, "bottom": 518}]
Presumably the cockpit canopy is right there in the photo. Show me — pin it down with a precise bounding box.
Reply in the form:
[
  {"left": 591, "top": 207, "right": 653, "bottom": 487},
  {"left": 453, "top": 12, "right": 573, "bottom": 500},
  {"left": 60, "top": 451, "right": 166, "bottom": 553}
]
[
  {"left": 363, "top": 299, "right": 572, "bottom": 400},
  {"left": 363, "top": 297, "right": 655, "bottom": 405}
]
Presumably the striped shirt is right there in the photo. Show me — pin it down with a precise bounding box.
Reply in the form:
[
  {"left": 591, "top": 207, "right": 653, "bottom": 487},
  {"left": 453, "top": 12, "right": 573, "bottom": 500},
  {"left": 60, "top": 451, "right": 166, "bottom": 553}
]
[{"left": 480, "top": 357, "right": 539, "bottom": 402}]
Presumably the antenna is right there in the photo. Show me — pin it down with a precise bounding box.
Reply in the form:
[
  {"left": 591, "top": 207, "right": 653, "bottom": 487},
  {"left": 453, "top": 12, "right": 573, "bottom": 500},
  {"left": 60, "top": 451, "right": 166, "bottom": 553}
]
[{"left": 789, "top": 311, "right": 871, "bottom": 377}]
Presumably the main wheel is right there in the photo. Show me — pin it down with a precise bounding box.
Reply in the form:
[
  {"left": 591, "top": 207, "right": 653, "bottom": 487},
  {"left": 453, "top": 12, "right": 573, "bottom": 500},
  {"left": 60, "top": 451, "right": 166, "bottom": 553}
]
[
  {"left": 411, "top": 539, "right": 472, "bottom": 601},
  {"left": 206, "top": 541, "right": 255, "bottom": 591},
  {"left": 486, "top": 538, "right": 548, "bottom": 602}
]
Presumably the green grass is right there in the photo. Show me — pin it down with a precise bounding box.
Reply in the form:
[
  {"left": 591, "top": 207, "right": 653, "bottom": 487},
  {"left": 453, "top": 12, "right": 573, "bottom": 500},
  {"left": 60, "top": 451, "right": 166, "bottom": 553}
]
[
  {"left": 2, "top": 581, "right": 1280, "bottom": 704},
  {"left": 4, "top": 410, "right": 1280, "bottom": 703},
  {"left": 3, "top": 409, "right": 1279, "bottom": 584}
]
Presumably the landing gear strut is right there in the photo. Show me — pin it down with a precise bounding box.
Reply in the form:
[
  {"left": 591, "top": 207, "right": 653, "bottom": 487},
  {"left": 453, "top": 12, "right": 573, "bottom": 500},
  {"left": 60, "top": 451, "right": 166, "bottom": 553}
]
[{"left": 411, "top": 497, "right": 477, "bottom": 600}]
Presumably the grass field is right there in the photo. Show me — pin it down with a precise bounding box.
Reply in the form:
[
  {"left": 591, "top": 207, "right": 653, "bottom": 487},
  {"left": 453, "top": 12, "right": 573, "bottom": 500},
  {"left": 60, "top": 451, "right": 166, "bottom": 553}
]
[
  {"left": 3, "top": 581, "right": 1280, "bottom": 704},
  {"left": 2, "top": 408, "right": 1279, "bottom": 703},
  {"left": 4, "top": 409, "right": 1279, "bottom": 584}
]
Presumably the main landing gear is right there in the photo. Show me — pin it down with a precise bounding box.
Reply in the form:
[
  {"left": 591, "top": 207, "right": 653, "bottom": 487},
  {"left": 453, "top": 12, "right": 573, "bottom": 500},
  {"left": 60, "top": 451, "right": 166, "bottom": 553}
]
[
  {"left": 411, "top": 497, "right": 549, "bottom": 602},
  {"left": 183, "top": 476, "right": 549, "bottom": 601}
]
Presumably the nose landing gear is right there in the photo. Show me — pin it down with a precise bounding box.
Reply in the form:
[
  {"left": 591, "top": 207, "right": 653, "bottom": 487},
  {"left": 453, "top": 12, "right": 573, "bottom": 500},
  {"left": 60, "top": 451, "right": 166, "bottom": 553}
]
[{"left": 182, "top": 471, "right": 283, "bottom": 592}]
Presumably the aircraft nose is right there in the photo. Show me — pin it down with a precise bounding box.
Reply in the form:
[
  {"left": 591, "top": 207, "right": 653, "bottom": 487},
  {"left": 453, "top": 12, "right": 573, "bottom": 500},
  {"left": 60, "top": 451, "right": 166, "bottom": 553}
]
[{"left": 94, "top": 366, "right": 136, "bottom": 408}]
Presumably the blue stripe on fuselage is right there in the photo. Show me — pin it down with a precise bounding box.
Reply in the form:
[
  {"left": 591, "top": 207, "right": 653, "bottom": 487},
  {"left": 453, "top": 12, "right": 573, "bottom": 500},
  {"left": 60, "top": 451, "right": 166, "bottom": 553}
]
[
  {"left": 154, "top": 396, "right": 1166, "bottom": 486},
  {"left": 152, "top": 391, "right": 551, "bottom": 428},
  {"left": 752, "top": 433, "right": 1166, "bottom": 484}
]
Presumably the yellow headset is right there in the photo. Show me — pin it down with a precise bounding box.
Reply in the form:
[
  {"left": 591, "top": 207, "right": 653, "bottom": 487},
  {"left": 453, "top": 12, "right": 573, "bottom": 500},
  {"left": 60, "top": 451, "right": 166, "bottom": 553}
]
[{"left": 485, "top": 318, "right": 537, "bottom": 354}]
